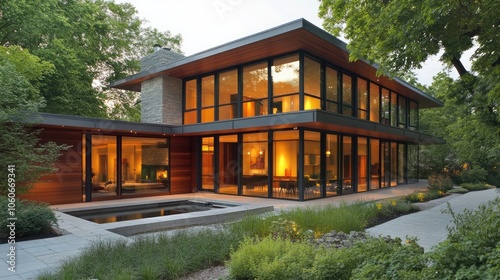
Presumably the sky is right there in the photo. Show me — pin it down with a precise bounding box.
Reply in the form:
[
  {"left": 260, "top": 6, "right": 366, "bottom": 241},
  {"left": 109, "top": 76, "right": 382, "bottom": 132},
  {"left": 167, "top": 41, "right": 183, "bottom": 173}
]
[{"left": 115, "top": 0, "right": 461, "bottom": 86}]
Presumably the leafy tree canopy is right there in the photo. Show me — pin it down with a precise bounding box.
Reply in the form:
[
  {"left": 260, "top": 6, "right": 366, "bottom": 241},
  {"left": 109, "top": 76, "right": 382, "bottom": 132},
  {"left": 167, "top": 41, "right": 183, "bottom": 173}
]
[
  {"left": 319, "top": 0, "right": 499, "bottom": 126},
  {"left": 0, "top": 46, "right": 68, "bottom": 195},
  {"left": 0, "top": 0, "right": 182, "bottom": 120}
]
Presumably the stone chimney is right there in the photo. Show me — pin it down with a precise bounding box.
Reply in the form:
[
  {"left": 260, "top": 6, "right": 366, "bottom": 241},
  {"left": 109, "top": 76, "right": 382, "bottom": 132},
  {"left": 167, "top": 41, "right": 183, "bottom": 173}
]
[{"left": 140, "top": 45, "right": 185, "bottom": 125}]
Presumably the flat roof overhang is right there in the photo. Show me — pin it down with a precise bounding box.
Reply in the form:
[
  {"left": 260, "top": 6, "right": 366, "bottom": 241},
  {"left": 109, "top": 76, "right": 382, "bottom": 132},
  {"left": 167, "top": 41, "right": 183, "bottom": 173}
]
[
  {"left": 111, "top": 18, "right": 442, "bottom": 109},
  {"left": 172, "top": 110, "right": 445, "bottom": 145},
  {"left": 36, "top": 113, "right": 173, "bottom": 136}
]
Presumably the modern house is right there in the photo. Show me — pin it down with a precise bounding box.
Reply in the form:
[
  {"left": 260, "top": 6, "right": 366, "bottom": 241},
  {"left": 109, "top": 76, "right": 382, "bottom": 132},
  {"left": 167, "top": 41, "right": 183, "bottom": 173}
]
[{"left": 23, "top": 19, "right": 443, "bottom": 205}]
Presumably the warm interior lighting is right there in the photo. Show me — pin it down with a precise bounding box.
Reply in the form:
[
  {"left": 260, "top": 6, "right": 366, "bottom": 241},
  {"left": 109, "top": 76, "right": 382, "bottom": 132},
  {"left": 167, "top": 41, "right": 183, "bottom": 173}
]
[{"left": 326, "top": 150, "right": 331, "bottom": 157}]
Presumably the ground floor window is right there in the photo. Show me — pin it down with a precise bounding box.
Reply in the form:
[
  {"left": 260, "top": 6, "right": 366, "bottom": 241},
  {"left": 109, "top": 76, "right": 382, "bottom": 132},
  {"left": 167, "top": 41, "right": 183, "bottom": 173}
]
[
  {"left": 82, "top": 135, "right": 170, "bottom": 201},
  {"left": 197, "top": 129, "right": 415, "bottom": 201}
]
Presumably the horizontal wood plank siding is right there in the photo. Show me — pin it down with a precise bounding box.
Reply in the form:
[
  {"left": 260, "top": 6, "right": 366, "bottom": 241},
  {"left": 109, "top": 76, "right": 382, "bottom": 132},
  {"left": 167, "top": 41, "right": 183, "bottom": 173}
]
[
  {"left": 169, "top": 137, "right": 196, "bottom": 194},
  {"left": 21, "top": 128, "right": 83, "bottom": 205}
]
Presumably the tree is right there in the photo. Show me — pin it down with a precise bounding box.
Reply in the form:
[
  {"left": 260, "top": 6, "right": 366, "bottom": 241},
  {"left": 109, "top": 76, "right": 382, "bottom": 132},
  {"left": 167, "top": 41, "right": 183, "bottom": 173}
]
[
  {"left": 319, "top": 0, "right": 500, "bottom": 183},
  {"left": 0, "top": 0, "right": 182, "bottom": 120},
  {"left": 319, "top": 0, "right": 499, "bottom": 125},
  {"left": 0, "top": 46, "right": 68, "bottom": 195}
]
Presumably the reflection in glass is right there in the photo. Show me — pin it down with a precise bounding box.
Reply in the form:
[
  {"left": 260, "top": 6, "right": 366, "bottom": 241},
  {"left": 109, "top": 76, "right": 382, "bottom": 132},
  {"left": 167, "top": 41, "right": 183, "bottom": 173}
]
[
  {"left": 357, "top": 78, "right": 368, "bottom": 120},
  {"left": 370, "top": 83, "right": 380, "bottom": 122},
  {"left": 243, "top": 62, "right": 268, "bottom": 117},
  {"left": 218, "top": 69, "right": 238, "bottom": 120},
  {"left": 304, "top": 56, "right": 321, "bottom": 97},
  {"left": 342, "top": 74, "right": 353, "bottom": 116},
  {"left": 272, "top": 55, "right": 299, "bottom": 96}
]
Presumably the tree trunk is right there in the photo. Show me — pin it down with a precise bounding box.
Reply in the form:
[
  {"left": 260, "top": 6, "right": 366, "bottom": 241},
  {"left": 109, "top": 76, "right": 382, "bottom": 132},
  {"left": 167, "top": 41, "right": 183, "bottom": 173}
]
[{"left": 451, "top": 57, "right": 469, "bottom": 77}]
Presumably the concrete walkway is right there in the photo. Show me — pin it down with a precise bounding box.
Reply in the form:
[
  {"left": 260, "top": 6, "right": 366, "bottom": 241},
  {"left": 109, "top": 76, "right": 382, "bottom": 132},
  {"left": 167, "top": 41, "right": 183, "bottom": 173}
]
[
  {"left": 366, "top": 188, "right": 500, "bottom": 251},
  {"left": 1, "top": 183, "right": 498, "bottom": 279}
]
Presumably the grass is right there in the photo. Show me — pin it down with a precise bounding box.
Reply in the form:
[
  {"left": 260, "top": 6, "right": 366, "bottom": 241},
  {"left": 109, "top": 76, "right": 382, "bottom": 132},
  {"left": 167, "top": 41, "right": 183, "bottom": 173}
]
[{"left": 37, "top": 200, "right": 418, "bottom": 279}]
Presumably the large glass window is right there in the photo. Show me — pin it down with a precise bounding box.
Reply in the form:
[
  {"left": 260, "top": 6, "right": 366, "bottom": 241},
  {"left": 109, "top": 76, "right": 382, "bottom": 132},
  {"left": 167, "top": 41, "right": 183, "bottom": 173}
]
[
  {"left": 272, "top": 55, "right": 299, "bottom": 114},
  {"left": 201, "top": 76, "right": 215, "bottom": 123},
  {"left": 218, "top": 69, "right": 238, "bottom": 121},
  {"left": 201, "top": 137, "right": 215, "bottom": 191},
  {"left": 88, "top": 136, "right": 170, "bottom": 199},
  {"left": 357, "top": 137, "right": 368, "bottom": 192},
  {"left": 398, "top": 95, "right": 407, "bottom": 128},
  {"left": 304, "top": 56, "right": 321, "bottom": 110},
  {"left": 391, "top": 142, "right": 398, "bottom": 186},
  {"left": 342, "top": 74, "right": 353, "bottom": 116},
  {"left": 243, "top": 132, "right": 268, "bottom": 197},
  {"left": 409, "top": 100, "right": 418, "bottom": 130},
  {"left": 326, "top": 67, "right": 339, "bottom": 113},
  {"left": 304, "top": 131, "right": 321, "bottom": 199},
  {"left": 325, "top": 134, "right": 339, "bottom": 196},
  {"left": 219, "top": 135, "right": 239, "bottom": 195},
  {"left": 390, "top": 92, "right": 398, "bottom": 127},
  {"left": 243, "top": 62, "right": 268, "bottom": 117},
  {"left": 184, "top": 79, "right": 197, "bottom": 124},
  {"left": 370, "top": 83, "right": 380, "bottom": 122},
  {"left": 342, "top": 136, "right": 353, "bottom": 194},
  {"left": 121, "top": 137, "right": 169, "bottom": 196},
  {"left": 369, "top": 139, "right": 380, "bottom": 190},
  {"left": 381, "top": 88, "right": 390, "bottom": 125},
  {"left": 357, "top": 78, "right": 369, "bottom": 120},
  {"left": 272, "top": 55, "right": 299, "bottom": 96},
  {"left": 274, "top": 130, "right": 299, "bottom": 200},
  {"left": 398, "top": 143, "right": 406, "bottom": 184},
  {"left": 91, "top": 135, "right": 118, "bottom": 198}
]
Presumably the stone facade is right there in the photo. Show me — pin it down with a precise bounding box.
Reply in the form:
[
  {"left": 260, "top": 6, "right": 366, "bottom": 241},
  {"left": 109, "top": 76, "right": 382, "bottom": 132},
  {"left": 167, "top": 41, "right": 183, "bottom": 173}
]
[
  {"left": 140, "top": 48, "right": 184, "bottom": 124},
  {"left": 141, "top": 76, "right": 183, "bottom": 125}
]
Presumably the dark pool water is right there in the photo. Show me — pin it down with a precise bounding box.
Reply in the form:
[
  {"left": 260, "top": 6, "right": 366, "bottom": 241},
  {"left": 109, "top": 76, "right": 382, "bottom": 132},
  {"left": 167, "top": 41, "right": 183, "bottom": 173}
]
[{"left": 66, "top": 201, "right": 227, "bottom": 224}]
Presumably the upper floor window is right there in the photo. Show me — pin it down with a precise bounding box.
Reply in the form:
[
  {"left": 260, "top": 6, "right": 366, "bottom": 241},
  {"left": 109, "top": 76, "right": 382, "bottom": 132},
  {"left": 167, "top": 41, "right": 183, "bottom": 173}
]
[
  {"left": 342, "top": 74, "right": 353, "bottom": 116},
  {"left": 201, "top": 75, "right": 215, "bottom": 123},
  {"left": 272, "top": 55, "right": 299, "bottom": 113},
  {"left": 243, "top": 62, "right": 268, "bottom": 117},
  {"left": 370, "top": 82, "right": 380, "bottom": 122},
  {"left": 182, "top": 52, "right": 419, "bottom": 130},
  {"left": 357, "top": 78, "right": 368, "bottom": 120},
  {"left": 184, "top": 79, "right": 197, "bottom": 124},
  {"left": 304, "top": 56, "right": 321, "bottom": 110},
  {"left": 326, "top": 66, "right": 339, "bottom": 113},
  {"left": 218, "top": 69, "right": 238, "bottom": 121}
]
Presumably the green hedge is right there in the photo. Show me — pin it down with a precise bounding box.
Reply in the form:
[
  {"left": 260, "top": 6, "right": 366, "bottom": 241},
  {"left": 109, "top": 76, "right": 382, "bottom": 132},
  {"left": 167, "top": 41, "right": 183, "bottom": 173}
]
[{"left": 0, "top": 197, "right": 57, "bottom": 238}]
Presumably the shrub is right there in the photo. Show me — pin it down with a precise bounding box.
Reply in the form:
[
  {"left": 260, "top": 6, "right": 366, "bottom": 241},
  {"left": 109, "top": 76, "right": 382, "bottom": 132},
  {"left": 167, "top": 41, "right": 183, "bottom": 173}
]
[
  {"left": 426, "top": 198, "right": 500, "bottom": 278},
  {"left": 427, "top": 173, "right": 454, "bottom": 192},
  {"left": 308, "top": 237, "right": 426, "bottom": 280},
  {"left": 446, "top": 187, "right": 469, "bottom": 194},
  {"left": 227, "top": 236, "right": 317, "bottom": 279},
  {"left": 0, "top": 198, "right": 58, "bottom": 238},
  {"left": 460, "top": 166, "right": 488, "bottom": 184},
  {"left": 403, "top": 190, "right": 445, "bottom": 203},
  {"left": 460, "top": 182, "right": 492, "bottom": 191}
]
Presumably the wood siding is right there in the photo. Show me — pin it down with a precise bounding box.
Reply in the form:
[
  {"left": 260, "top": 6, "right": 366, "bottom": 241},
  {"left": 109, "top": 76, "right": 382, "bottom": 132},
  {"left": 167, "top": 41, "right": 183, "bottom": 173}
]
[
  {"left": 169, "top": 137, "right": 196, "bottom": 194},
  {"left": 21, "top": 128, "right": 83, "bottom": 205}
]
